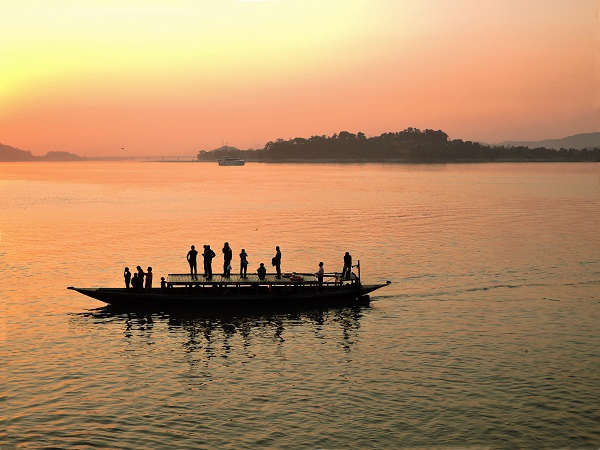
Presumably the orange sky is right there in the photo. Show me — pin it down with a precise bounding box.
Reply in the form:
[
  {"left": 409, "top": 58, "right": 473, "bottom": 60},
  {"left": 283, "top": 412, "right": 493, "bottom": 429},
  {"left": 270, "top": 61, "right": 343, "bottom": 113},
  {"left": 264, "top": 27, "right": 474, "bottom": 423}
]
[{"left": 1, "top": 0, "right": 598, "bottom": 157}]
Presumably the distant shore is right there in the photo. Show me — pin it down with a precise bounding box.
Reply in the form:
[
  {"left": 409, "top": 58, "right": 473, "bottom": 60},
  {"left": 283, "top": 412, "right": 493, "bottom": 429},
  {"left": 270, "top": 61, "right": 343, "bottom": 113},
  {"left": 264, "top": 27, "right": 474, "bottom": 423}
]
[
  {"left": 3, "top": 128, "right": 599, "bottom": 162},
  {"left": 2, "top": 157, "right": 598, "bottom": 163}
]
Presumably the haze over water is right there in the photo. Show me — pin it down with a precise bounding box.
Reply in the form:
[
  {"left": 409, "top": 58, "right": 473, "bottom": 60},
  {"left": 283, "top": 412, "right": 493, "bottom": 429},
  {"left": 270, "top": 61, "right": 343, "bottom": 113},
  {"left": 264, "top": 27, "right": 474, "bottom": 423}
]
[{"left": 2, "top": 161, "right": 599, "bottom": 448}]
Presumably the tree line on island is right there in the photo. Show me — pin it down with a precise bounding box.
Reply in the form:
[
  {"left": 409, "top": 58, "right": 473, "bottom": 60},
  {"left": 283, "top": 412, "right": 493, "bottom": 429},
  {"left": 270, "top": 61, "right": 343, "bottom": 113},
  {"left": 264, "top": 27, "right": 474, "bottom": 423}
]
[
  {"left": 197, "top": 128, "right": 600, "bottom": 162},
  {"left": 2, "top": 128, "right": 599, "bottom": 162}
]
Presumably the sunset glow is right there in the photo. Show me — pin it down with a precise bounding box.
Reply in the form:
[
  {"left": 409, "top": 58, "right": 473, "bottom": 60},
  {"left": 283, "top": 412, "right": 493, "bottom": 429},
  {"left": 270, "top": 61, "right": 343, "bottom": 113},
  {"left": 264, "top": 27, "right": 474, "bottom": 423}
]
[{"left": 1, "top": 0, "right": 598, "bottom": 156}]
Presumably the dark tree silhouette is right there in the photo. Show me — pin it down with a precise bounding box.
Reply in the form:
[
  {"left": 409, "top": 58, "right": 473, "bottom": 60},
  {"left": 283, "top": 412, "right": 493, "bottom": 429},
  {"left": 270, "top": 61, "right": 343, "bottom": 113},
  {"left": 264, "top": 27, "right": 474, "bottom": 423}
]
[{"left": 195, "top": 128, "right": 599, "bottom": 162}]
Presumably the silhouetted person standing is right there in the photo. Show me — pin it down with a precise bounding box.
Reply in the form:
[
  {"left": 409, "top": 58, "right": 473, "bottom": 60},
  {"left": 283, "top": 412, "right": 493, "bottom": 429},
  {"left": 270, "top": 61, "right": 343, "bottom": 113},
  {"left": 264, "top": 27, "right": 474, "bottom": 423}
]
[
  {"left": 203, "top": 245, "right": 216, "bottom": 279},
  {"left": 239, "top": 248, "right": 248, "bottom": 278},
  {"left": 316, "top": 261, "right": 324, "bottom": 291},
  {"left": 342, "top": 252, "right": 352, "bottom": 279},
  {"left": 273, "top": 246, "right": 282, "bottom": 279},
  {"left": 136, "top": 266, "right": 145, "bottom": 293},
  {"left": 187, "top": 245, "right": 198, "bottom": 278},
  {"left": 222, "top": 242, "right": 232, "bottom": 277},
  {"left": 145, "top": 266, "right": 153, "bottom": 292},
  {"left": 202, "top": 245, "right": 208, "bottom": 276},
  {"left": 124, "top": 267, "right": 131, "bottom": 290}
]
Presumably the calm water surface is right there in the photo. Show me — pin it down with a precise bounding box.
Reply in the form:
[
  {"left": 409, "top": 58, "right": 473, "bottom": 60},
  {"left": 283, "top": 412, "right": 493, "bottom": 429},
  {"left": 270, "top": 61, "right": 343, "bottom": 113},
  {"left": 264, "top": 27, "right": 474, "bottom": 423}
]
[{"left": 2, "top": 162, "right": 599, "bottom": 449}]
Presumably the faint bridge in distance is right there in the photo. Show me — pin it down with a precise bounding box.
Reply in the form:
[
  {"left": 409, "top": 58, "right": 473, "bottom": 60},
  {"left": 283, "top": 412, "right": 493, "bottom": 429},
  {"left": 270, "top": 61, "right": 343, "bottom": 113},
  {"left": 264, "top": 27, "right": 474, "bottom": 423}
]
[{"left": 89, "top": 155, "right": 198, "bottom": 162}]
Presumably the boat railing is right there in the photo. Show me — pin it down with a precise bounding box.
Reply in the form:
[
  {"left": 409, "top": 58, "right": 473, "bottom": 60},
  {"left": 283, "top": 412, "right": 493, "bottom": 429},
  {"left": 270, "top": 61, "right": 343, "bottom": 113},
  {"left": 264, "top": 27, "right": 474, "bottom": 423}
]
[{"left": 166, "top": 271, "right": 359, "bottom": 289}]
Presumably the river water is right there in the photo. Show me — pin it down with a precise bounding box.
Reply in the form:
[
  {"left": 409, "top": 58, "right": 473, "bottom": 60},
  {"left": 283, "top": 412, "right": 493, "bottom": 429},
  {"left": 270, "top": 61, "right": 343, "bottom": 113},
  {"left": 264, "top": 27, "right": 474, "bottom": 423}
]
[{"left": 2, "top": 161, "right": 599, "bottom": 449}]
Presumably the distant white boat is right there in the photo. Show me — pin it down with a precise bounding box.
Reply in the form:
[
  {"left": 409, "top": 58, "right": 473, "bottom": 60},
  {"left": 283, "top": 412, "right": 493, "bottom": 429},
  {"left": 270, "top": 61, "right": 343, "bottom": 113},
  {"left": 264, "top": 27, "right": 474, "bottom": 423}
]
[{"left": 218, "top": 157, "right": 245, "bottom": 166}]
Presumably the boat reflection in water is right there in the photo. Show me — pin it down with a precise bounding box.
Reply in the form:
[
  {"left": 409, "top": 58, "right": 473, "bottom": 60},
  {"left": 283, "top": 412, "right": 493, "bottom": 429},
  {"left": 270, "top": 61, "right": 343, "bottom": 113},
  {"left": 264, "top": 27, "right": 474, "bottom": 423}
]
[{"left": 76, "top": 303, "right": 370, "bottom": 358}]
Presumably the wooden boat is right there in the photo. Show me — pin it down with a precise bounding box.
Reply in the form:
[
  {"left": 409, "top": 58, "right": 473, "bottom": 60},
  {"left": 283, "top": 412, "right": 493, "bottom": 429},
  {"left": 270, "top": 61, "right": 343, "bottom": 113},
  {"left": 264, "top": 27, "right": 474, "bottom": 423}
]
[{"left": 68, "top": 264, "right": 390, "bottom": 309}]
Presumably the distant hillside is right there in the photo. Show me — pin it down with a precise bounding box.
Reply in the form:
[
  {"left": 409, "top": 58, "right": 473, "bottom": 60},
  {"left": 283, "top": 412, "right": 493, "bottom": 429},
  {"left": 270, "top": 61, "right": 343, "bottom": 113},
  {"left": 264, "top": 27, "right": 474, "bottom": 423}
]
[
  {"left": 196, "top": 145, "right": 256, "bottom": 161},
  {"left": 0, "top": 143, "right": 84, "bottom": 161},
  {"left": 0, "top": 143, "right": 35, "bottom": 161},
  {"left": 496, "top": 132, "right": 600, "bottom": 150}
]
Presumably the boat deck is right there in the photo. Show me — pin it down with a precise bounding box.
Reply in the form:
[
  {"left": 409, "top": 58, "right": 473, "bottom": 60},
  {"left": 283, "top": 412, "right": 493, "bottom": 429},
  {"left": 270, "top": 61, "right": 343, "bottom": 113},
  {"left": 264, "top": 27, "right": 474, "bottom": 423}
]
[{"left": 167, "top": 273, "right": 356, "bottom": 286}]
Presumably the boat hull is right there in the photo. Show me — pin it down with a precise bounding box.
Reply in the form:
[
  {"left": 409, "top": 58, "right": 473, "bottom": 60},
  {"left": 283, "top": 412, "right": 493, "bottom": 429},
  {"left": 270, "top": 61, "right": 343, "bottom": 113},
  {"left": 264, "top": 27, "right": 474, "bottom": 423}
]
[{"left": 68, "top": 283, "right": 387, "bottom": 309}]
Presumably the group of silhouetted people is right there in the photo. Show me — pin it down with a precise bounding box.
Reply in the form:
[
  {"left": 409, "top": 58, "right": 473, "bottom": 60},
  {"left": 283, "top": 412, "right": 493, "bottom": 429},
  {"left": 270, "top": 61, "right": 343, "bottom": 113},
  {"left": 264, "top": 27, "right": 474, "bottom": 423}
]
[
  {"left": 185, "top": 243, "right": 225, "bottom": 280},
  {"left": 123, "top": 248, "right": 353, "bottom": 292},
  {"left": 186, "top": 244, "right": 218, "bottom": 279},
  {"left": 186, "top": 243, "right": 283, "bottom": 280},
  {"left": 124, "top": 265, "right": 153, "bottom": 293},
  {"left": 124, "top": 265, "right": 169, "bottom": 293}
]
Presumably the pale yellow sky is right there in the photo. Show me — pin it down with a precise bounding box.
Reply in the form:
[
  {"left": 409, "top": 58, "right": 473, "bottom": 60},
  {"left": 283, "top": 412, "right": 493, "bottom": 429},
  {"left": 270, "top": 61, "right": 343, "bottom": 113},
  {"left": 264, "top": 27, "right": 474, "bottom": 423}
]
[{"left": 1, "top": 0, "right": 598, "bottom": 156}]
